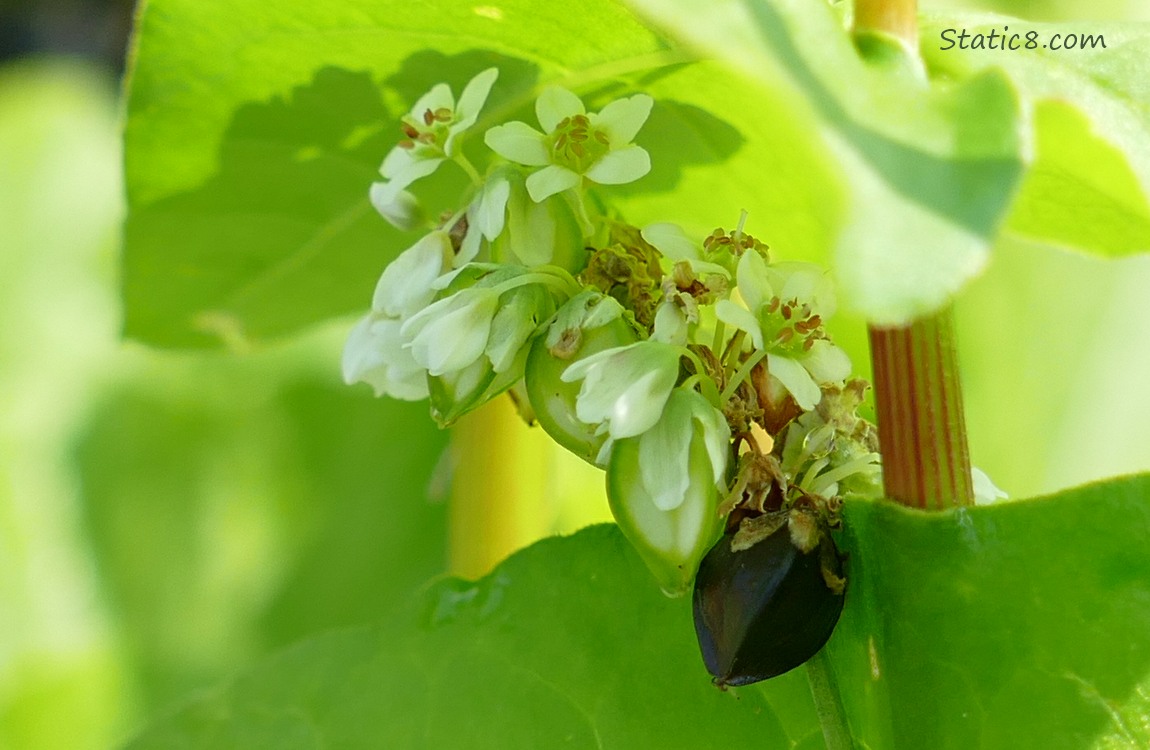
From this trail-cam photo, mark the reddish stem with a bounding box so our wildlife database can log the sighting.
[868,307,973,509]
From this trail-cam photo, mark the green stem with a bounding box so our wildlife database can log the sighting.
[719,349,767,405]
[679,347,709,380]
[454,152,483,185]
[807,650,854,750]
[491,271,579,298]
[722,330,747,382]
[710,319,727,355]
[868,306,973,509]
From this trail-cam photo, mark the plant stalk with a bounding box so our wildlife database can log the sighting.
[853,0,918,49]
[868,306,973,509]
[807,650,854,750]
[447,397,552,578]
[853,0,972,509]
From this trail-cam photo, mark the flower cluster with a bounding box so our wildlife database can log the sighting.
[343,68,886,596]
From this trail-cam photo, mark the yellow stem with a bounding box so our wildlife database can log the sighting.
[447,397,552,578]
[853,0,918,49]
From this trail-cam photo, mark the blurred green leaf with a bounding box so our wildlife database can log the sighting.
[121,0,663,347]
[126,525,820,749]
[128,476,1150,748]
[122,0,857,352]
[623,0,1027,325]
[73,362,449,716]
[957,236,1150,500]
[0,60,130,750]
[921,15,1150,258]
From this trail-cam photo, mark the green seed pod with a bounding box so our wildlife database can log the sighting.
[525,291,638,464]
[606,388,729,596]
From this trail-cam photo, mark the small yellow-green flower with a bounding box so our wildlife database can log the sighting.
[484,86,653,202]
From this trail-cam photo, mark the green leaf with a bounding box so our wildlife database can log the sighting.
[622,0,1028,325]
[125,525,817,749]
[127,476,1150,748]
[121,0,856,349]
[921,15,1150,259]
[831,475,1150,749]
[121,0,666,347]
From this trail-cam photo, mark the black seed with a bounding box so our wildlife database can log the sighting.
[692,523,845,686]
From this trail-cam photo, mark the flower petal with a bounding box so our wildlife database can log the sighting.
[410,82,453,120]
[801,340,851,384]
[485,285,549,373]
[592,94,653,144]
[342,314,429,400]
[459,221,483,268]
[453,68,499,131]
[568,343,680,439]
[560,343,631,383]
[972,467,1009,505]
[688,394,731,486]
[772,261,837,316]
[369,184,423,231]
[714,299,764,349]
[380,146,416,179]
[476,175,511,241]
[601,368,674,438]
[735,248,772,312]
[457,175,512,266]
[372,230,452,317]
[380,152,444,192]
[404,290,500,376]
[768,354,821,410]
[536,86,584,132]
[484,121,550,166]
[526,164,581,202]
[584,145,650,185]
[638,392,693,511]
[642,222,700,262]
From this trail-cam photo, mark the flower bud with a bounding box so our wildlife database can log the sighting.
[606,388,730,596]
[405,265,559,425]
[490,170,587,275]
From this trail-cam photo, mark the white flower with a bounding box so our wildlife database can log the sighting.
[371,68,499,225]
[342,312,429,400]
[560,340,681,439]
[715,251,850,410]
[371,230,454,318]
[401,286,501,377]
[484,86,653,202]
